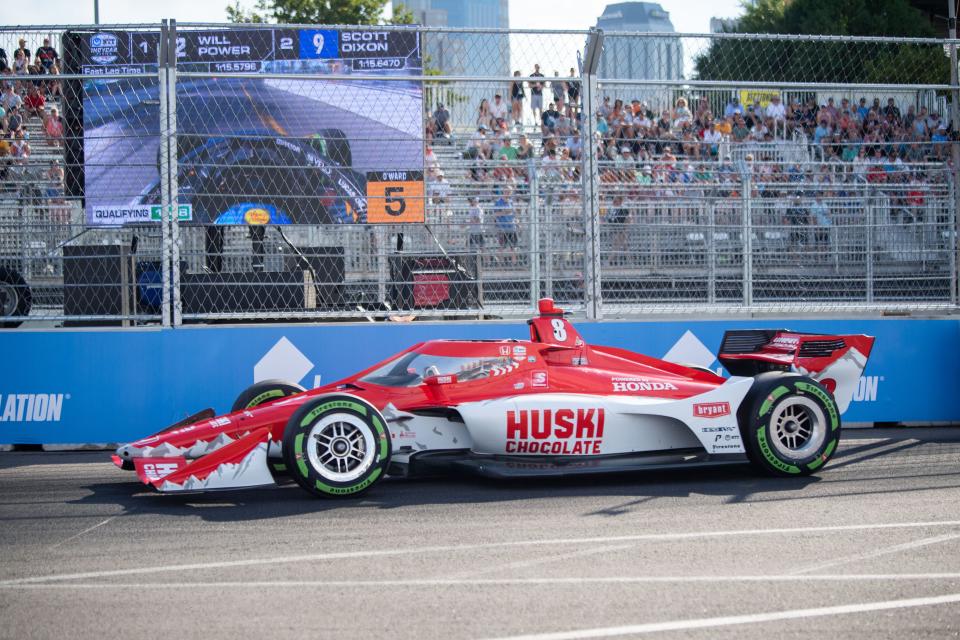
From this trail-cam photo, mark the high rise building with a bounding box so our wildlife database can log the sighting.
[595,2,683,81]
[397,0,510,77]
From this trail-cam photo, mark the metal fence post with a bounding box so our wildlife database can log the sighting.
[158,20,172,328]
[581,28,604,319]
[741,171,753,307]
[866,197,875,304]
[707,199,716,305]
[168,19,182,326]
[950,0,960,308]
[529,165,540,306]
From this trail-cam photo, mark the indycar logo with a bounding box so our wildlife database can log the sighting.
[505,408,604,455]
[693,402,731,418]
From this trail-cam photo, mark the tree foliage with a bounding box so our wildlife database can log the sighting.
[693,0,949,86]
[226,0,414,25]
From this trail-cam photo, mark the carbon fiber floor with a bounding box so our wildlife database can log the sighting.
[1,427,959,640]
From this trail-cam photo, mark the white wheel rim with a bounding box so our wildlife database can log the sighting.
[306,413,376,483]
[769,395,827,461]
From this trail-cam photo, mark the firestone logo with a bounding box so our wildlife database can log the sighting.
[0,394,68,422]
[506,408,604,455]
[693,402,731,418]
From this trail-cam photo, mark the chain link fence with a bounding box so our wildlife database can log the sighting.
[0,23,957,327]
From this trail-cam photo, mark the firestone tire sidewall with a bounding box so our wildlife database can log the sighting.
[743,376,841,477]
[283,395,391,499]
[231,379,306,413]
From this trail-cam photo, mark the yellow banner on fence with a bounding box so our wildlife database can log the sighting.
[739,89,781,109]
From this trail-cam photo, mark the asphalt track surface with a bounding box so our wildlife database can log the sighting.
[2,427,960,640]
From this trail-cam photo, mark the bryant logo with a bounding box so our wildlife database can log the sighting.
[693,402,731,418]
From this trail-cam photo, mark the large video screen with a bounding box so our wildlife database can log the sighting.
[72,27,423,226]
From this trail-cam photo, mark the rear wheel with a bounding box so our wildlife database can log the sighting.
[0,267,31,328]
[740,374,841,476]
[282,395,391,498]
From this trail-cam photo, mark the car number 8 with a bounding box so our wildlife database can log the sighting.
[551,318,567,341]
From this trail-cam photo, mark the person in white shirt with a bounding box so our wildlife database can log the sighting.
[765,95,786,121]
[489,93,509,122]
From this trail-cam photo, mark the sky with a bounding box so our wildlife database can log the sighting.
[11,0,746,33]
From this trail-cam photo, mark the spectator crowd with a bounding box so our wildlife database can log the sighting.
[0,37,66,217]
[423,64,952,258]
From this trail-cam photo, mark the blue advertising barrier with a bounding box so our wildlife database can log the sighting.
[1,317,958,444]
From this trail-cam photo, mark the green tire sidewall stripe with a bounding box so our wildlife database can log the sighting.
[795,381,840,430]
[759,385,790,418]
[300,400,368,427]
[294,433,309,478]
[315,467,383,496]
[246,389,286,408]
[756,425,801,474]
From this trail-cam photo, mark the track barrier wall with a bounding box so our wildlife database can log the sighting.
[1,317,957,444]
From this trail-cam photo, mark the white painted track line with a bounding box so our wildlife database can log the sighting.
[5,573,960,589]
[4,519,960,586]
[791,532,960,574]
[480,592,960,640]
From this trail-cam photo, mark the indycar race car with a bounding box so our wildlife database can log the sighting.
[113,299,874,497]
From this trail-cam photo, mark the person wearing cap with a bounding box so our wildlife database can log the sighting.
[498,135,518,161]
[724,96,741,119]
[469,124,490,159]
[35,38,59,74]
[14,38,30,64]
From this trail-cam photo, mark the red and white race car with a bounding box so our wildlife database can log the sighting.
[113,299,874,498]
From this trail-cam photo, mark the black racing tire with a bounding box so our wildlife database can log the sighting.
[282,394,391,499]
[0,267,31,328]
[739,373,841,477]
[231,379,306,412]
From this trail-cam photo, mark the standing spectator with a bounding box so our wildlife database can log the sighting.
[490,93,509,126]
[509,70,524,126]
[883,98,901,124]
[529,64,545,122]
[0,47,8,73]
[466,197,484,252]
[856,97,869,121]
[34,38,59,74]
[810,194,831,251]
[476,98,493,130]
[551,70,565,112]
[566,68,580,106]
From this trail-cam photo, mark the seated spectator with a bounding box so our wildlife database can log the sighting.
[1,83,22,113]
[516,134,533,160]
[541,102,561,135]
[765,95,786,125]
[432,103,451,139]
[43,106,64,147]
[6,105,23,135]
[702,122,722,157]
[476,98,493,130]
[672,97,692,129]
[35,38,59,74]
[467,124,490,159]
[490,93,509,124]
[498,135,518,161]
[23,85,44,119]
[724,96,742,118]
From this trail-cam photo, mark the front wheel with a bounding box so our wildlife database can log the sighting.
[282,395,391,498]
[740,374,841,476]
[0,267,31,328]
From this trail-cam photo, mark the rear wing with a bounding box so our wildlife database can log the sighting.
[719,330,875,413]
